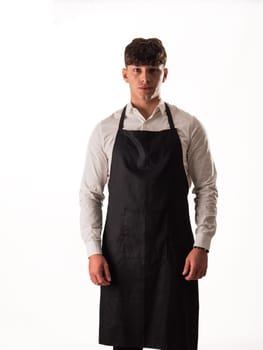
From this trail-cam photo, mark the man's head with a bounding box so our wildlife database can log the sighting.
[123,38,168,105]
[124,38,167,67]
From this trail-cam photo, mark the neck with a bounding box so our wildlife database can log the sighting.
[131,98,161,119]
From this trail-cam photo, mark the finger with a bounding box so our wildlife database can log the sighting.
[200,268,207,278]
[90,267,110,286]
[196,270,204,279]
[184,258,196,280]
[90,273,99,285]
[190,267,206,280]
[103,263,112,282]
[92,275,109,286]
[185,266,199,281]
[196,263,207,279]
[96,273,110,286]
[90,272,108,286]
[99,278,111,286]
[97,268,111,286]
[182,259,190,276]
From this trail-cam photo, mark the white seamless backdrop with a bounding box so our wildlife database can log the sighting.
[0,1,262,349]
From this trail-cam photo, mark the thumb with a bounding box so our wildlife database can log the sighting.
[103,262,112,282]
[182,258,190,276]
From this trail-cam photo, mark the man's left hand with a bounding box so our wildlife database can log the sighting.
[182,248,208,281]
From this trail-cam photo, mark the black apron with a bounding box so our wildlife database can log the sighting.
[99,103,199,350]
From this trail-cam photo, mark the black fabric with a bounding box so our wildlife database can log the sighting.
[113,347,142,350]
[99,104,199,350]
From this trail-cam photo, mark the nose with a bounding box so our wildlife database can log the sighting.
[141,69,150,84]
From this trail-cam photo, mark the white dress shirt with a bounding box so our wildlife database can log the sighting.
[79,100,217,257]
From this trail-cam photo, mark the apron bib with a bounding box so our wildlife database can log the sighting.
[99,103,199,350]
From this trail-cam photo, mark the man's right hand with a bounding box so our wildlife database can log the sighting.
[88,254,112,286]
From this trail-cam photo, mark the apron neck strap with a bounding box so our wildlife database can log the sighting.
[118,103,175,130]
[164,103,175,129]
[119,106,127,130]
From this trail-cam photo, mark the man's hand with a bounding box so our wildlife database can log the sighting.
[88,254,112,286]
[182,248,208,281]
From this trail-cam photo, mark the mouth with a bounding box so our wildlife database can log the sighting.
[139,86,152,90]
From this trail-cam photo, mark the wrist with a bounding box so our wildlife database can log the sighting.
[193,246,209,253]
[88,253,103,259]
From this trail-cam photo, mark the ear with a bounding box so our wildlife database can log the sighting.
[162,68,168,82]
[122,67,129,82]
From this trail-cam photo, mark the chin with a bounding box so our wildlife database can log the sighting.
[140,94,153,101]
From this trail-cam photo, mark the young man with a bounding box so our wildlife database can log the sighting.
[79,38,217,350]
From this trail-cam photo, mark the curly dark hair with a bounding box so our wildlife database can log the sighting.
[124,38,167,66]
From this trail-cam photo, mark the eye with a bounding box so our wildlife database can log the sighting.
[133,67,141,73]
[149,68,159,74]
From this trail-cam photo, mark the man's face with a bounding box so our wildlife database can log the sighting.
[122,64,168,103]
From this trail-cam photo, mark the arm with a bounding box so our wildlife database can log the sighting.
[182,117,218,280]
[79,122,111,285]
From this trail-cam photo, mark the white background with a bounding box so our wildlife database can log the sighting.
[0,0,262,349]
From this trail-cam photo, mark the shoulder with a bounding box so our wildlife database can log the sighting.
[166,103,201,127]
[89,107,124,149]
[89,107,123,137]
[99,107,123,132]
[166,103,206,136]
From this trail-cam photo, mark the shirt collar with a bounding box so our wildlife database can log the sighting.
[126,99,166,121]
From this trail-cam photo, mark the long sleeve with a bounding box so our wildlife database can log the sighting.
[188,117,218,251]
[79,122,108,257]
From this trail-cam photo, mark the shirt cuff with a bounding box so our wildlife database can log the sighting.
[194,235,212,252]
[85,239,102,257]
